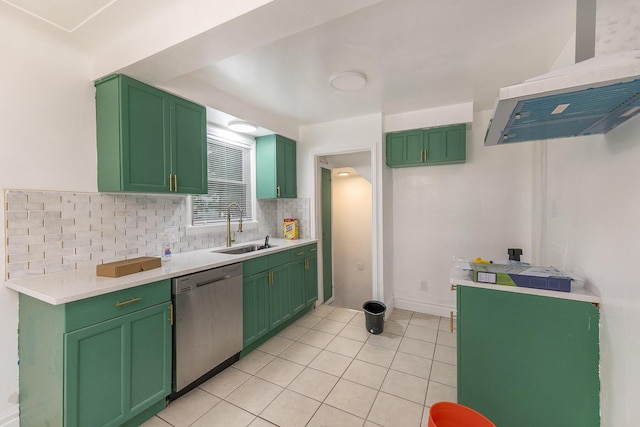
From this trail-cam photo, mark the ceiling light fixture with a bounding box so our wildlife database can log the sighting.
[337,171,350,176]
[329,71,367,91]
[228,120,257,133]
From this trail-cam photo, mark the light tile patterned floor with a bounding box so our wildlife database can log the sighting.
[141,306,457,427]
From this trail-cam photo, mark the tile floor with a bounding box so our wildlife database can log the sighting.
[141,305,457,427]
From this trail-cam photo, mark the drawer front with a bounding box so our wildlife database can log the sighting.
[269,250,291,268]
[65,280,171,331]
[291,247,307,260]
[291,244,317,259]
[305,244,317,257]
[243,256,270,277]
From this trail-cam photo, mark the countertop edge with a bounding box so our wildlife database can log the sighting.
[5,238,317,305]
[451,278,601,304]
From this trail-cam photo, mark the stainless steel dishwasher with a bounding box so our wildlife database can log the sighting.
[172,263,242,396]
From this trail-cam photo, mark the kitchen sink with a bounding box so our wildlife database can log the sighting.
[213,244,278,255]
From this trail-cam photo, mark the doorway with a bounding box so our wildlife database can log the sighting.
[319,151,373,311]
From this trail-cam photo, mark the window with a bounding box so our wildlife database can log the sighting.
[191,131,254,226]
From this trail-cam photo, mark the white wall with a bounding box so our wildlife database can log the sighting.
[391,111,534,316]
[332,173,373,310]
[540,117,640,427]
[0,11,96,425]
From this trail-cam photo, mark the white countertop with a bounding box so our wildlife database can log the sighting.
[451,274,600,304]
[5,238,316,305]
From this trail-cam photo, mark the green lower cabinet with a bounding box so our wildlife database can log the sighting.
[304,249,318,307]
[19,280,172,427]
[457,285,600,427]
[269,264,292,330]
[291,252,307,316]
[64,303,172,427]
[242,272,270,348]
[242,245,318,353]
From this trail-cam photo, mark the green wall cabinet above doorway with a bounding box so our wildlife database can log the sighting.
[95,74,207,194]
[256,134,297,198]
[386,123,466,167]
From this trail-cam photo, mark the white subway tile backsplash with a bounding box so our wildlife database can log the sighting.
[4,189,311,279]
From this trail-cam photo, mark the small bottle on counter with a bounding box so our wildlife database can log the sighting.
[162,233,172,262]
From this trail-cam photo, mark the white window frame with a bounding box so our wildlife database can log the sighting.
[187,125,257,235]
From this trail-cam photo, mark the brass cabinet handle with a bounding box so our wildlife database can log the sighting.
[169,304,174,325]
[304,258,308,270]
[296,251,305,256]
[174,174,178,192]
[420,150,424,162]
[424,150,428,162]
[268,271,273,286]
[310,248,317,252]
[277,185,281,198]
[450,311,457,333]
[451,284,457,291]
[115,297,141,307]
[169,174,173,191]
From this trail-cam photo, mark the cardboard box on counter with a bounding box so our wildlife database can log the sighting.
[96,257,162,278]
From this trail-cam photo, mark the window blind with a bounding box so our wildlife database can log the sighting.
[192,134,253,225]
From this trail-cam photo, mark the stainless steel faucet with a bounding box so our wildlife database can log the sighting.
[226,203,243,247]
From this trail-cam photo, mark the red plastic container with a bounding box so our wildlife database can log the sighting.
[428,402,496,427]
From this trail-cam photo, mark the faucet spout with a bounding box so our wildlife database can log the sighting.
[226,203,243,247]
[264,235,270,248]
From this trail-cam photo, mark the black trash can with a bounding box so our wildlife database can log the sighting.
[363,300,386,334]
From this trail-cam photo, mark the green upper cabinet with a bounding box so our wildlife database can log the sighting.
[386,124,466,167]
[256,134,297,198]
[386,129,424,167]
[95,74,207,194]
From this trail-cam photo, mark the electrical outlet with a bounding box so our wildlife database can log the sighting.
[420,280,428,291]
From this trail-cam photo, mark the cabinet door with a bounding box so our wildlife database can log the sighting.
[171,96,207,194]
[305,251,318,307]
[278,136,297,198]
[290,251,307,316]
[457,286,600,427]
[64,303,171,427]
[425,124,466,164]
[243,273,270,347]
[269,264,292,329]
[256,134,297,199]
[386,130,423,167]
[129,303,172,414]
[124,79,172,192]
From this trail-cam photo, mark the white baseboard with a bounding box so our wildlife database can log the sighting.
[393,297,454,318]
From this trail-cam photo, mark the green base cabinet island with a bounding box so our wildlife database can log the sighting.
[242,244,317,354]
[256,134,297,199]
[19,280,172,427]
[457,285,600,427]
[95,74,207,194]
[386,123,466,167]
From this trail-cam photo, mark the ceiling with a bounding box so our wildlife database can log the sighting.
[5,0,578,130]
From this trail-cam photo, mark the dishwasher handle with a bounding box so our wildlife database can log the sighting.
[196,275,231,288]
